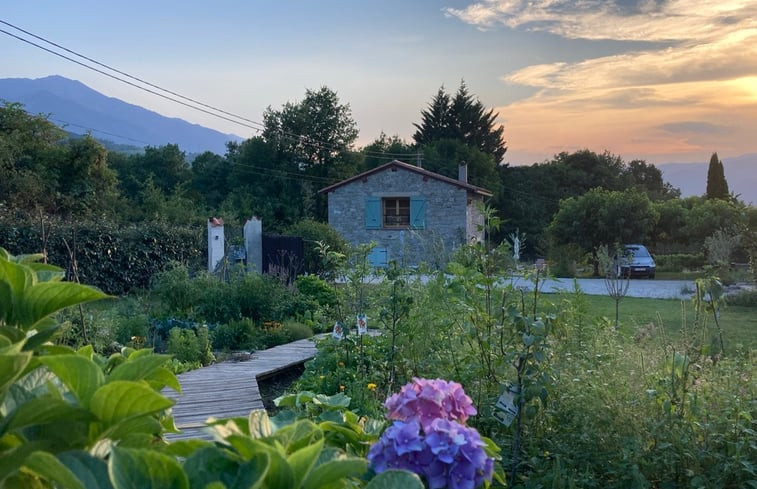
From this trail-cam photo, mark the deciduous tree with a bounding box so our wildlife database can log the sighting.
[547,188,658,275]
[263,87,359,220]
[360,132,417,171]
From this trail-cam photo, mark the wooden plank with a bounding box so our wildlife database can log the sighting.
[162,337,317,440]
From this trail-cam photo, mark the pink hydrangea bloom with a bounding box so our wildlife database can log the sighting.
[369,379,493,489]
[384,378,477,431]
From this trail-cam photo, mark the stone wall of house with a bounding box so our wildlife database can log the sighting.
[466,195,486,244]
[327,165,481,267]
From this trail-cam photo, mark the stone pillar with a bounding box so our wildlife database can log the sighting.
[208,217,225,272]
[244,217,263,273]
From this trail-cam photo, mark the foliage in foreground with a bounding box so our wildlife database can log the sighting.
[0,249,439,488]
[292,237,756,488]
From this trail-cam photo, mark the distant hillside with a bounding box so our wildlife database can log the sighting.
[658,153,757,205]
[0,75,243,155]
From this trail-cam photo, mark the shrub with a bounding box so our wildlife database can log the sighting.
[286,219,348,276]
[296,274,338,308]
[725,288,757,307]
[212,318,256,351]
[150,262,196,314]
[253,319,312,350]
[547,243,583,277]
[280,319,313,342]
[236,272,292,322]
[113,313,150,346]
[166,325,215,366]
[655,252,706,271]
[191,272,241,324]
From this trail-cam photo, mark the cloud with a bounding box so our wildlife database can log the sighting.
[445,0,757,164]
[658,121,731,134]
[447,0,757,90]
[445,1,757,42]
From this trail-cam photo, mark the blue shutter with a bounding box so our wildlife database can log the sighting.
[410,196,426,229]
[368,247,388,268]
[365,197,381,229]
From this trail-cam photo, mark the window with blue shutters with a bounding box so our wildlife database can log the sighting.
[365,197,381,229]
[366,196,426,229]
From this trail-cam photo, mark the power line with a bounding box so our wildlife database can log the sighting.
[0,19,266,132]
[0,20,422,160]
[52,118,153,146]
[0,26,265,134]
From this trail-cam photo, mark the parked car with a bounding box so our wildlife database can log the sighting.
[620,244,656,279]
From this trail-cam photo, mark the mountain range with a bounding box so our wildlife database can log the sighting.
[0,75,755,205]
[0,75,242,155]
[658,154,757,205]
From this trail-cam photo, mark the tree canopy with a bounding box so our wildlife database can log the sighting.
[493,150,678,257]
[413,82,506,163]
[547,188,659,275]
[0,102,118,218]
[263,87,359,220]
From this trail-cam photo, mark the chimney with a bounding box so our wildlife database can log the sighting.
[458,162,468,183]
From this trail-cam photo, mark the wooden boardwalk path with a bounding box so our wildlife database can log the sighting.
[162,337,318,440]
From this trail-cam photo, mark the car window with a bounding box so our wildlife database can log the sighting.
[625,246,650,258]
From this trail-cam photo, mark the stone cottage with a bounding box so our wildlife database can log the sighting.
[319,159,492,267]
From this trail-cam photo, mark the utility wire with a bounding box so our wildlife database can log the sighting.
[0,27,265,134]
[0,20,422,160]
[52,118,153,146]
[0,19,266,132]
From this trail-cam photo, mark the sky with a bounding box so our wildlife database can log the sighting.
[2,0,756,166]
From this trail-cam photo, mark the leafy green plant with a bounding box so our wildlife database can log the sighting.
[149,261,196,314]
[2,248,434,489]
[212,317,256,351]
[166,325,215,366]
[286,219,348,276]
[0,248,181,487]
[236,271,293,323]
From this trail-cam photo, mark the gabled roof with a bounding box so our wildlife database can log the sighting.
[318,159,493,197]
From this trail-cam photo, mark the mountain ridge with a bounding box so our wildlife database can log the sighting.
[658,153,757,205]
[0,75,243,154]
[1,75,755,204]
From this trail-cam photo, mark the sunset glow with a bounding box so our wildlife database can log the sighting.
[2,0,756,166]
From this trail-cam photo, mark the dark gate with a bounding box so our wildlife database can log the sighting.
[261,234,304,282]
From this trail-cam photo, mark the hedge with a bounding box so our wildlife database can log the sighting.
[0,218,205,295]
[654,252,706,272]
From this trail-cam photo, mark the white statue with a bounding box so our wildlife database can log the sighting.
[509,230,524,261]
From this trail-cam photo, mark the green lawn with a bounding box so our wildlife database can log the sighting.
[577,294,756,351]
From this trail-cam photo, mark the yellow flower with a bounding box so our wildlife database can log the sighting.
[338,361,345,367]
[319,375,325,380]
[367,383,377,391]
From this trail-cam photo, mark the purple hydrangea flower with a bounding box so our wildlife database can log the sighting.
[384,378,477,430]
[368,379,494,489]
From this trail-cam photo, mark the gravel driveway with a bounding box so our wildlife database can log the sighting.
[510,277,696,300]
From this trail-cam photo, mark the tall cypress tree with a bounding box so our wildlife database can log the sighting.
[706,152,730,200]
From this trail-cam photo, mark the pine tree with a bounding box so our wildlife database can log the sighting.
[413,82,507,163]
[706,152,730,200]
[412,87,453,144]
